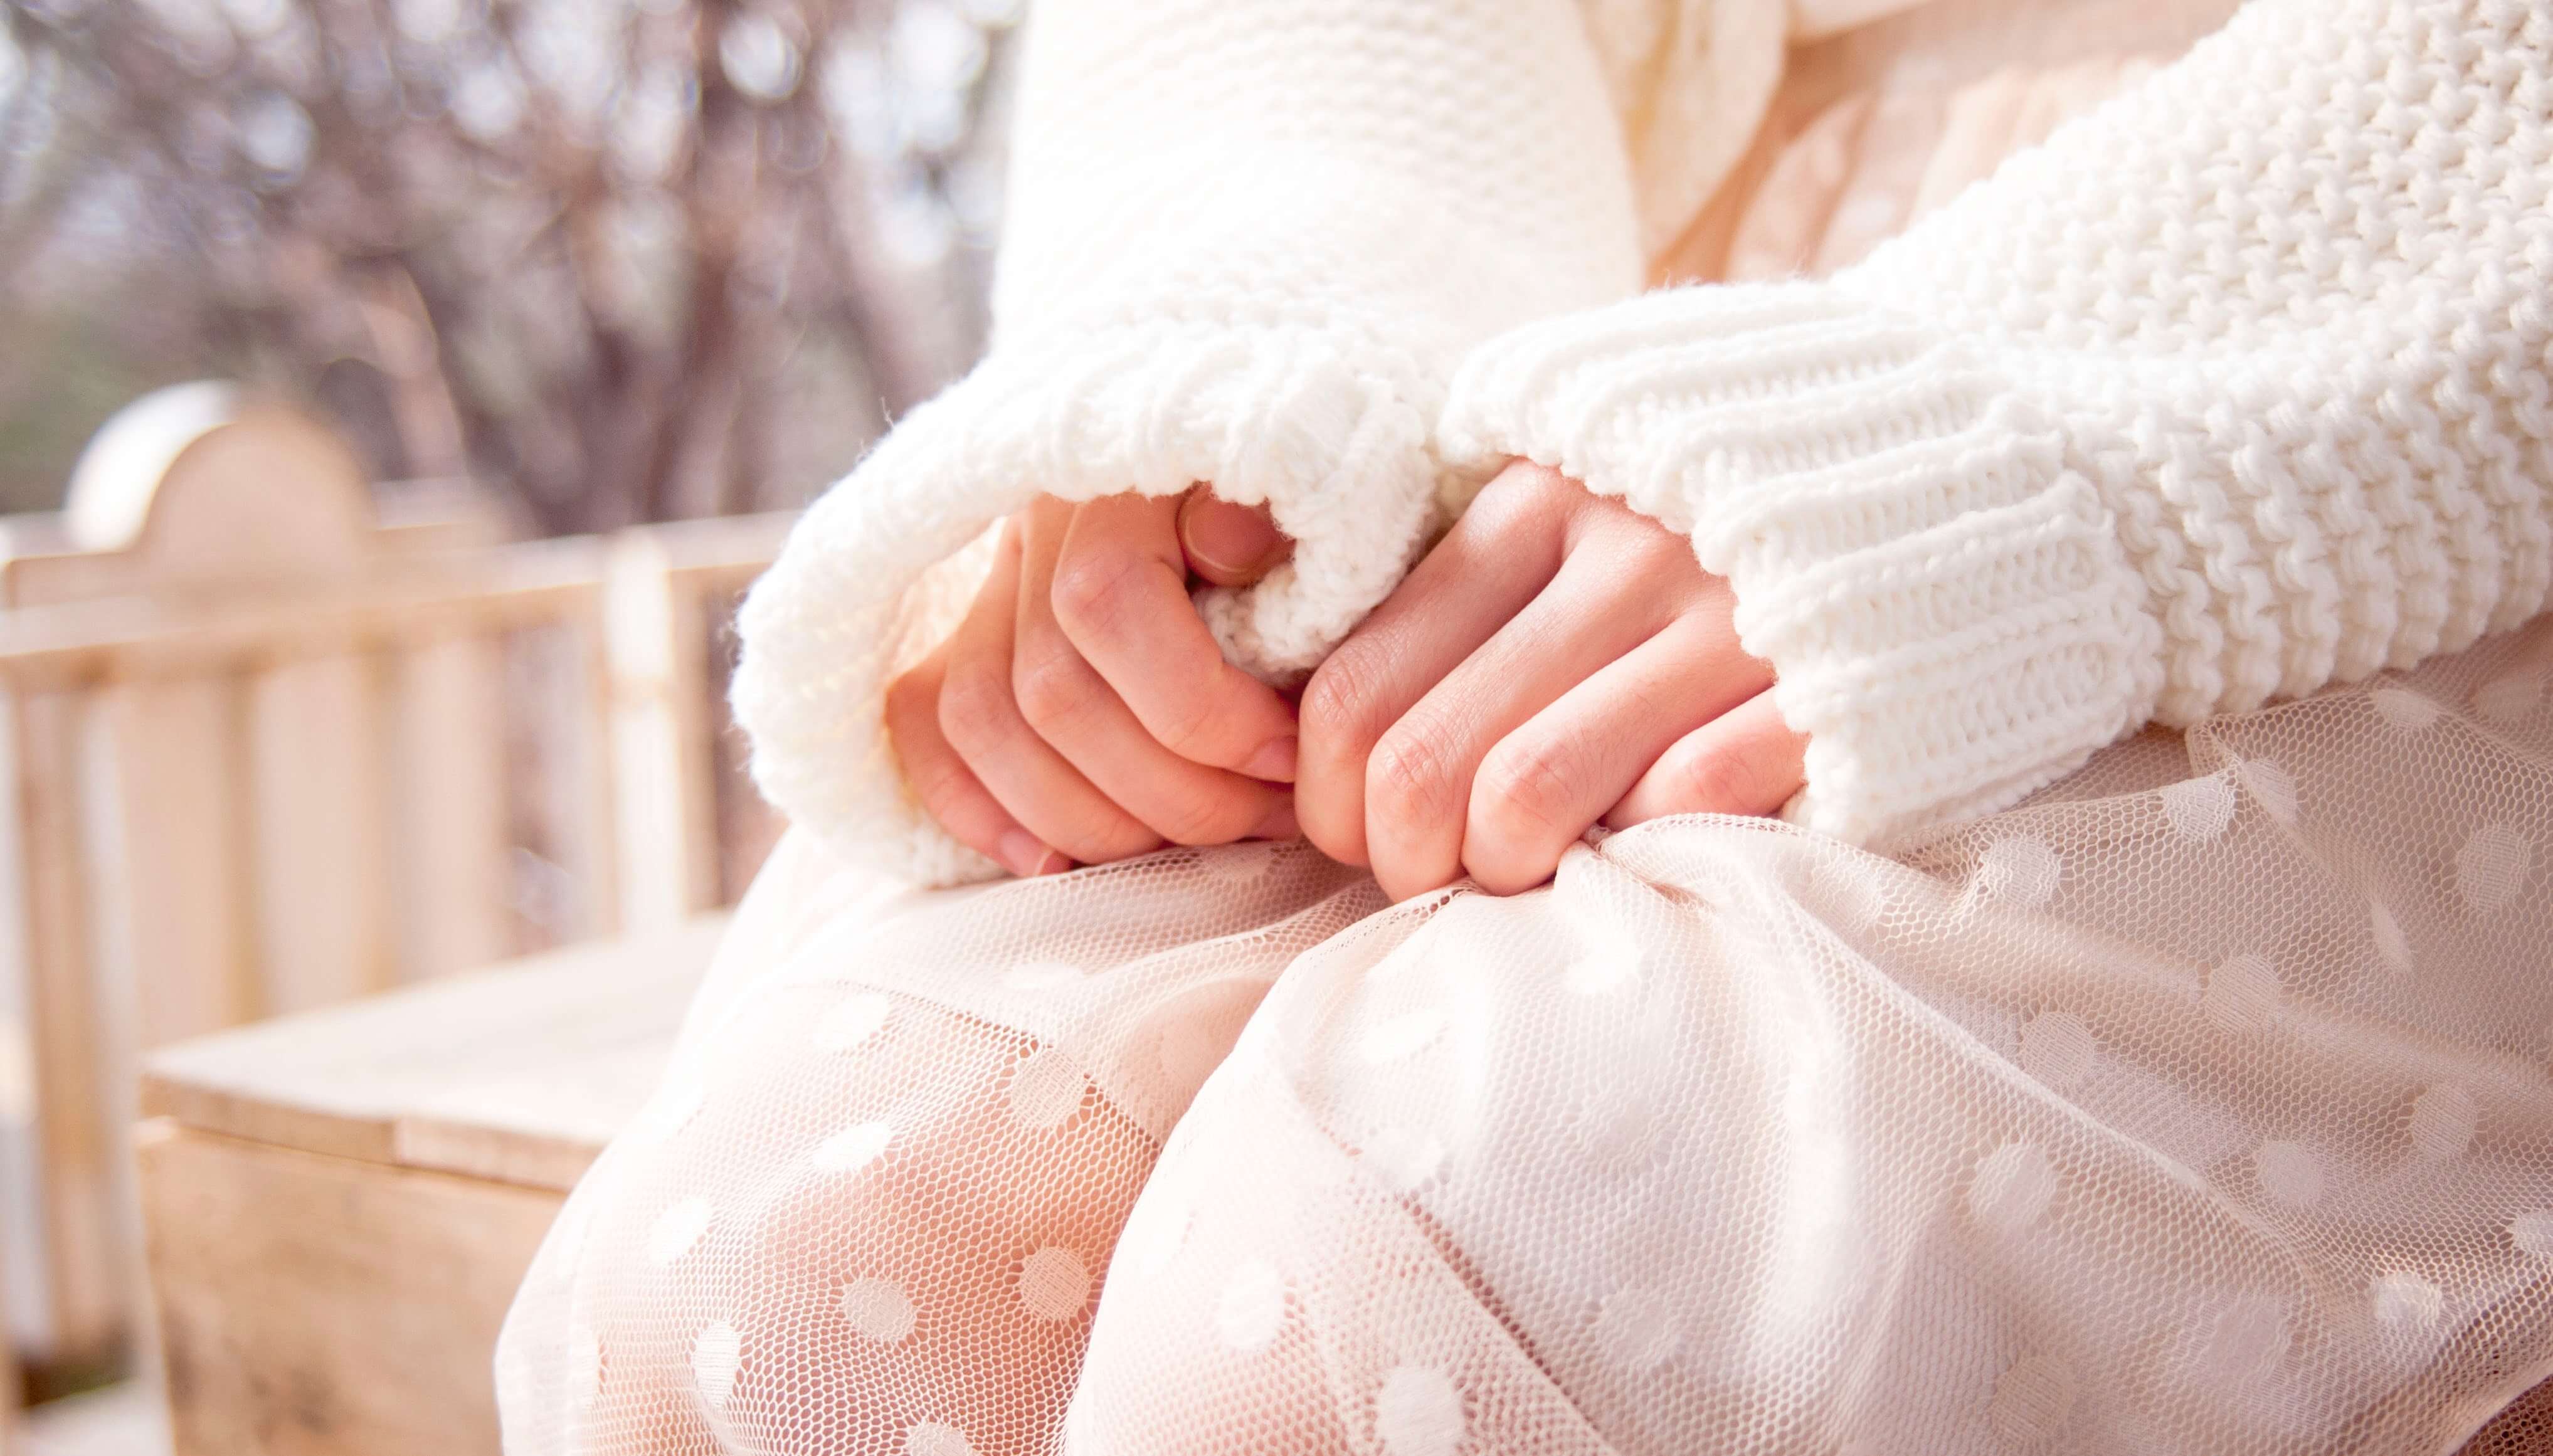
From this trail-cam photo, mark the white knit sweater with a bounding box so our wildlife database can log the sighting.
[733,0,2553,884]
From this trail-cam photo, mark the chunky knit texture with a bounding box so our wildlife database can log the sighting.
[737,0,2553,881]
[1444,0,2553,847]
[731,0,1646,884]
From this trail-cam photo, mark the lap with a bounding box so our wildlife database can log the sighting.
[496,838,1377,1454]
[1082,774,2553,1453]
[1068,623,2553,1455]
[507,621,2553,1455]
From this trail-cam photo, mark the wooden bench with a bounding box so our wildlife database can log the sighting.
[132,918,723,1456]
[119,900,2553,1456]
[0,383,785,1408]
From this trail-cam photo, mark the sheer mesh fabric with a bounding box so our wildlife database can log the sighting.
[495,836,1383,1454]
[499,621,2553,1455]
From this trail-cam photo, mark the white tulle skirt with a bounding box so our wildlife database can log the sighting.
[495,622,2553,1456]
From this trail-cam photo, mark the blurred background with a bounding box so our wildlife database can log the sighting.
[1,0,1010,525]
[0,1,1015,1450]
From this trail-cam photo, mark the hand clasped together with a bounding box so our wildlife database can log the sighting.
[887,460,1809,899]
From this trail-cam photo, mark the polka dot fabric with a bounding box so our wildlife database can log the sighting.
[495,836,1380,1455]
[500,623,2553,1454]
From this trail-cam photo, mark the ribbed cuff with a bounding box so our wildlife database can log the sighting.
[1439,281,2165,848]
[732,310,1443,886]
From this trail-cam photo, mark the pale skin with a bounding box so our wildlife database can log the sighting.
[882,488,1304,878]
[885,460,1812,899]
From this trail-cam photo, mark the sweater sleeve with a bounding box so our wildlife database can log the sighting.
[732,0,1646,885]
[1440,0,2553,849]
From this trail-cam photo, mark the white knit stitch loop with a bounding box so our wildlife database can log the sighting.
[1441,289,2161,849]
[1439,0,2553,848]
[729,0,1646,888]
[732,330,1444,886]
[495,4,2553,1453]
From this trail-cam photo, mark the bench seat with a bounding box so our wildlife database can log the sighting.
[135,919,723,1456]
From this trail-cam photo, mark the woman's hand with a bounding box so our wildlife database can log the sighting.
[886,487,1301,878]
[1298,461,1809,900]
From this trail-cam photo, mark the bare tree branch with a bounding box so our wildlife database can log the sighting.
[0,0,1005,527]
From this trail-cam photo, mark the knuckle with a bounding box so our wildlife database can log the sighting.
[1676,741,1760,813]
[1486,459,1576,515]
[1301,646,1393,752]
[1454,460,1583,547]
[1049,548,1146,641]
[1146,692,1224,762]
[1459,478,1545,540]
[1011,638,1101,733]
[1366,727,1458,823]
[904,753,978,823]
[1472,738,1573,841]
[1508,458,1576,500]
[934,659,1013,753]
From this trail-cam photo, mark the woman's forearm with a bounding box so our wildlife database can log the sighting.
[735,0,1649,884]
[1443,0,2553,848]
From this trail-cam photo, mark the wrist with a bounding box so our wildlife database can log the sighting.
[1439,282,2164,847]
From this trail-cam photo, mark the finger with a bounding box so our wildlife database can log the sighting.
[936,518,1165,867]
[1016,500,1296,845]
[1296,462,1582,867]
[1461,608,1774,895]
[1053,493,1300,779]
[1363,525,1698,901]
[1178,486,1292,588]
[1604,688,1809,828]
[885,646,1056,877]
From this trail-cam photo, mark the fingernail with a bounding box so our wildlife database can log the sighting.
[1241,734,1298,782]
[998,829,1060,878]
[1181,495,1289,581]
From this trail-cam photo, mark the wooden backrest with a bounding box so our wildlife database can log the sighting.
[0,384,788,1378]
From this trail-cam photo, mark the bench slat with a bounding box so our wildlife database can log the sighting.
[137,1121,561,1456]
[138,917,719,1193]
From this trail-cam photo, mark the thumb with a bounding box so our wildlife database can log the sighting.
[1178,485,1292,588]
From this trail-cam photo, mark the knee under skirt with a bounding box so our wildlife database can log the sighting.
[497,621,2553,1456]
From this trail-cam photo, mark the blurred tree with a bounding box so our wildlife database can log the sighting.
[0,0,1013,529]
